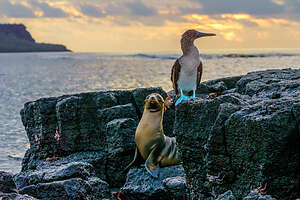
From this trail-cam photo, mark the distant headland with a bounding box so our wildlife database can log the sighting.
[0,24,71,53]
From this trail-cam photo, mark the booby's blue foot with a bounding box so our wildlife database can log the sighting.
[175,89,190,106]
[175,95,189,106]
[192,90,196,98]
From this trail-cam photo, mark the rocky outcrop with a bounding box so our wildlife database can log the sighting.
[174,68,300,199]
[0,24,35,42]
[0,171,37,199]
[16,87,175,199]
[2,69,297,199]
[0,23,70,52]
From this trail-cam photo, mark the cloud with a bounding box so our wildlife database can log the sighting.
[79,4,106,18]
[271,0,285,6]
[2,0,299,23]
[124,1,157,16]
[191,0,284,15]
[2,0,300,51]
[31,1,68,18]
[0,0,36,18]
[284,0,300,15]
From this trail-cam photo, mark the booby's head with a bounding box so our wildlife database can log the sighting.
[180,29,216,54]
[181,29,216,42]
[144,93,166,113]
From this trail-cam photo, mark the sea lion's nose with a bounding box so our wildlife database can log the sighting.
[150,96,155,100]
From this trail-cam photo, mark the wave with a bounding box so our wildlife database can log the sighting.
[38,54,74,60]
[221,53,299,58]
[129,53,300,60]
[7,154,22,161]
[38,53,99,60]
[129,53,179,60]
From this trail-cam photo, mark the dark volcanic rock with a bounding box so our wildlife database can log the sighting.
[0,192,38,200]
[105,118,137,187]
[121,165,187,200]
[163,176,187,200]
[0,171,37,200]
[216,190,236,200]
[243,190,276,200]
[21,151,107,181]
[0,171,17,193]
[174,68,300,199]
[15,162,95,189]
[19,177,111,200]
[15,162,111,199]
[198,75,243,95]
[21,90,141,167]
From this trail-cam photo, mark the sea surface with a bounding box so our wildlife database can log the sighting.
[1,49,300,174]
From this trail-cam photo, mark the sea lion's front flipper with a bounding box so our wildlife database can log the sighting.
[123,147,143,173]
[145,147,161,179]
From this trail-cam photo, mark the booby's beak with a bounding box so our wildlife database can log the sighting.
[197,32,216,38]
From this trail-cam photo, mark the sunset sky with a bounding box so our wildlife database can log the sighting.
[1,0,300,52]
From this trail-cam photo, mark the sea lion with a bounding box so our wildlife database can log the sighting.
[124,93,181,178]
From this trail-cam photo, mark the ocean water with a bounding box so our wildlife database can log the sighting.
[0,49,300,174]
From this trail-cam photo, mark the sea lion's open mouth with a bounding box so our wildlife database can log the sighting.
[149,108,160,112]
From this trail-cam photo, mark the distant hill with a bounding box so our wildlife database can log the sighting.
[0,24,71,53]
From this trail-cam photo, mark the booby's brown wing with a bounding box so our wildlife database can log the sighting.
[171,59,181,95]
[196,61,203,89]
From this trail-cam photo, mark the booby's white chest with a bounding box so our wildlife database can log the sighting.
[177,53,200,92]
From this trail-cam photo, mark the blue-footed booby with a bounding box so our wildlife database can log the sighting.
[171,30,216,106]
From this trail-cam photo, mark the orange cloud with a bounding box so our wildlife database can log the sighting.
[157,9,181,15]
[182,14,244,41]
[271,0,285,6]
[221,14,251,20]
[221,32,243,42]
[209,23,243,30]
[182,13,300,45]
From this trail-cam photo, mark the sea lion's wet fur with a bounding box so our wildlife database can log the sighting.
[125,93,181,178]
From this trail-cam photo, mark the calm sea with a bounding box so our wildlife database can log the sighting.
[1,49,300,174]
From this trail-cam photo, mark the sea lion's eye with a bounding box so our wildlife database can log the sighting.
[157,96,163,102]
